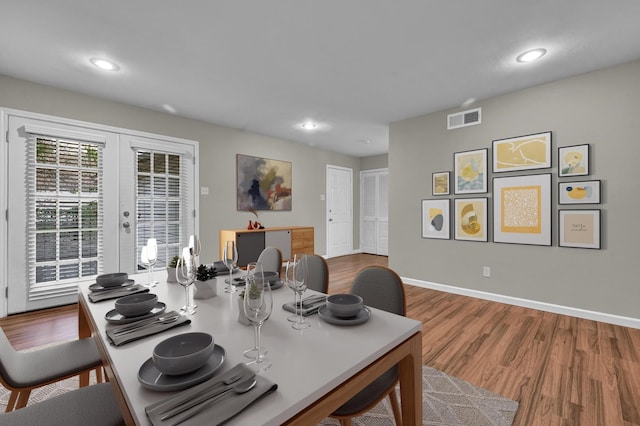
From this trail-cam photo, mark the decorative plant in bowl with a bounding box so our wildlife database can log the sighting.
[194,264,218,299]
[166,255,181,283]
[237,290,250,325]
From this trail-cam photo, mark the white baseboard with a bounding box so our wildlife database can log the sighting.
[402,277,640,330]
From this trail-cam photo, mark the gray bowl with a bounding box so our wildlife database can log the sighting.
[96,272,128,287]
[326,293,363,318]
[114,293,158,317]
[152,332,215,375]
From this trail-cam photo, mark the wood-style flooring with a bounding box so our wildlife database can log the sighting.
[1,254,639,425]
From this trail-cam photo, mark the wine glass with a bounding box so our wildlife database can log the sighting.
[285,257,300,322]
[223,240,238,293]
[243,262,268,359]
[176,247,197,316]
[146,238,158,288]
[243,262,272,372]
[292,254,310,330]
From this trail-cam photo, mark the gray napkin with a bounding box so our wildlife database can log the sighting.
[88,285,149,302]
[146,363,278,426]
[106,312,191,346]
[282,295,327,316]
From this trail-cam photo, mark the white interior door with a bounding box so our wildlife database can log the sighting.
[360,169,389,256]
[326,165,352,258]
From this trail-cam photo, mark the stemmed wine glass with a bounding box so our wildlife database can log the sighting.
[285,256,300,322]
[146,238,159,287]
[243,262,272,370]
[291,254,310,330]
[223,240,238,293]
[176,246,198,316]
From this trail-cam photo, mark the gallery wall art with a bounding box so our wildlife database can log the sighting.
[559,209,601,249]
[558,144,589,177]
[421,199,450,239]
[493,174,551,246]
[432,171,450,195]
[454,198,488,242]
[237,154,292,211]
[492,131,552,173]
[558,180,601,204]
[454,148,487,194]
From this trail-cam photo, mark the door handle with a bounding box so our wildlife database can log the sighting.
[329,218,333,222]
[122,222,130,229]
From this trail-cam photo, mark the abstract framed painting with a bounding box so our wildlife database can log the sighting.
[432,171,450,195]
[493,173,551,246]
[558,144,589,177]
[492,131,552,173]
[237,154,292,211]
[454,148,487,194]
[558,180,601,204]
[421,199,450,239]
[454,198,488,242]
[559,209,601,249]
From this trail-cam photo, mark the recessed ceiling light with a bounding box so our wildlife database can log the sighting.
[357,139,371,144]
[90,57,120,71]
[516,48,547,63]
[462,98,476,107]
[301,121,317,130]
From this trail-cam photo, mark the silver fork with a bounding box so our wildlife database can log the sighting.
[110,314,180,335]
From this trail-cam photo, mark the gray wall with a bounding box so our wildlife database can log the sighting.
[360,154,388,170]
[389,59,640,319]
[0,74,361,262]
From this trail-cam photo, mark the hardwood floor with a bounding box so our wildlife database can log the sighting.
[1,254,639,425]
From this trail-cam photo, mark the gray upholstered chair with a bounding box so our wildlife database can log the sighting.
[257,246,283,276]
[330,266,406,426]
[0,327,103,412]
[303,254,329,293]
[0,382,124,425]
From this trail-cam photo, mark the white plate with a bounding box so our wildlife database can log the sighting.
[318,305,371,326]
[89,279,135,292]
[137,344,226,391]
[105,302,166,324]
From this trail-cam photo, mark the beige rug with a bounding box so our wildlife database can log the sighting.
[1,358,518,425]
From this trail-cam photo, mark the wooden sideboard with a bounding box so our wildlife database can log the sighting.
[219,226,314,267]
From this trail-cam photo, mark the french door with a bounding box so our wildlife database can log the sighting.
[4,110,197,314]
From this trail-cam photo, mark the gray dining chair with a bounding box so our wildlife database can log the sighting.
[0,327,103,412]
[303,254,329,293]
[0,382,124,425]
[257,246,282,276]
[330,266,406,426]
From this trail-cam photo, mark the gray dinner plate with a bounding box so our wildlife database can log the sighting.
[89,279,135,292]
[318,305,371,326]
[104,302,166,325]
[137,344,226,391]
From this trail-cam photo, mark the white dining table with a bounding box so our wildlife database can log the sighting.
[77,271,423,425]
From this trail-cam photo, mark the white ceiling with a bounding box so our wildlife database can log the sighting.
[2,1,640,157]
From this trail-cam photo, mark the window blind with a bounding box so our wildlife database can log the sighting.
[26,136,104,301]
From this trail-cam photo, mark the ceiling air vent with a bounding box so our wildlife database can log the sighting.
[447,107,481,130]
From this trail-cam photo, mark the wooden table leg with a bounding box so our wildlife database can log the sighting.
[397,330,423,426]
[78,302,91,387]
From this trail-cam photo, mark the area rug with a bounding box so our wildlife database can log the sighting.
[0,361,518,425]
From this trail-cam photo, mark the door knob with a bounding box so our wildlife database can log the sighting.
[122,222,130,229]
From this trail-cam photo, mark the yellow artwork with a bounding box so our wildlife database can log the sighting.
[433,173,449,195]
[559,144,589,177]
[501,185,542,234]
[454,198,487,241]
[493,132,551,172]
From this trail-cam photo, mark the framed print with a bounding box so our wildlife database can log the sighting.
[454,198,488,242]
[432,171,450,195]
[492,131,552,173]
[454,148,487,194]
[493,174,551,246]
[559,209,601,249]
[421,199,450,239]
[558,144,589,177]
[237,154,292,211]
[558,180,601,204]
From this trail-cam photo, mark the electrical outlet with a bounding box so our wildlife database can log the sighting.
[483,266,491,278]
[200,186,209,195]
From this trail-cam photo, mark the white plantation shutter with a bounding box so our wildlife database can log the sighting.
[26,134,105,300]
